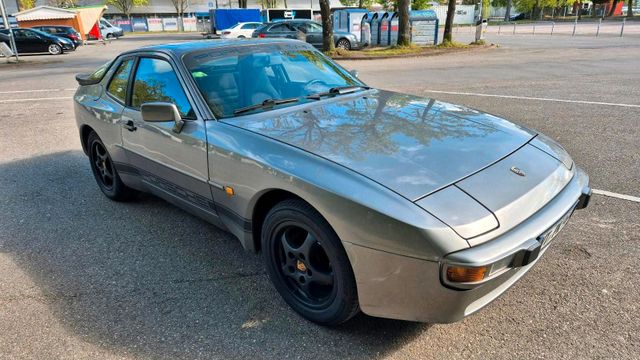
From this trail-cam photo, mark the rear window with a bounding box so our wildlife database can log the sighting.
[88,59,114,82]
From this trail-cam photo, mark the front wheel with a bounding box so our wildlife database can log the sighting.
[48,44,62,55]
[336,38,351,50]
[262,199,359,325]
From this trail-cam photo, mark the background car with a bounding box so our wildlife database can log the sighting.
[0,28,73,55]
[220,22,262,38]
[252,20,360,50]
[31,25,82,47]
[100,18,124,39]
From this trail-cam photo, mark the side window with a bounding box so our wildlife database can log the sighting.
[107,59,134,104]
[242,23,256,29]
[132,57,194,118]
[269,23,291,32]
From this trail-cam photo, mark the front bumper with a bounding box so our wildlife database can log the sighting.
[344,167,590,323]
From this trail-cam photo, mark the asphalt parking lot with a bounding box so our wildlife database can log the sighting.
[1,33,639,359]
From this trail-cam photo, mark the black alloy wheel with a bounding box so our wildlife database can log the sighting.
[262,199,359,325]
[87,131,135,201]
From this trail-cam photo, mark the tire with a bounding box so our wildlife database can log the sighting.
[336,38,351,50]
[262,199,359,325]
[238,35,246,38]
[106,33,113,39]
[48,44,62,55]
[87,132,136,201]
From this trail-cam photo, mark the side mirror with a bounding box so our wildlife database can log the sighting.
[350,69,359,78]
[141,102,185,133]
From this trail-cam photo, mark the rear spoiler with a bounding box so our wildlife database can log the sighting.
[75,73,100,86]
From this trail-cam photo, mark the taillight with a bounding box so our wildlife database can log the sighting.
[69,34,78,40]
[222,31,230,35]
[258,33,266,38]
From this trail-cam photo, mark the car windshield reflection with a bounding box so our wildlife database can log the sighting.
[184,45,365,119]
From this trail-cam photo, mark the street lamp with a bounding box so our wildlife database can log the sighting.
[0,0,18,61]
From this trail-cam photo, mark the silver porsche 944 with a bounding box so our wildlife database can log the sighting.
[74,39,591,325]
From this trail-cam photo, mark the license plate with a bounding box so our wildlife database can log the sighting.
[538,207,574,247]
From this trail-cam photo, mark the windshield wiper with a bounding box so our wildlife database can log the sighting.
[233,97,301,115]
[306,85,369,100]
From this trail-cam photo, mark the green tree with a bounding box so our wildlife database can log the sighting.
[411,0,432,10]
[338,0,375,8]
[106,0,149,20]
[17,0,37,11]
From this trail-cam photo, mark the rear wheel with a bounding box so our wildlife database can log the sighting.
[262,199,359,325]
[87,132,136,201]
[48,44,62,55]
[106,33,113,39]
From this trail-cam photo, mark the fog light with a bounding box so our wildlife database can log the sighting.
[446,265,488,283]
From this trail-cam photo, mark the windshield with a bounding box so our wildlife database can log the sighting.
[183,43,365,118]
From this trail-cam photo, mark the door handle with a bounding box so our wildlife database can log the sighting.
[123,120,137,132]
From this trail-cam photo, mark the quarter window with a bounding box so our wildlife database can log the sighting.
[107,58,134,103]
[131,57,194,118]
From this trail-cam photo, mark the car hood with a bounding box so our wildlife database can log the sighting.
[226,89,537,201]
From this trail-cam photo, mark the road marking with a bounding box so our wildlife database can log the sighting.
[0,96,72,103]
[423,90,640,109]
[592,189,640,203]
[0,88,75,95]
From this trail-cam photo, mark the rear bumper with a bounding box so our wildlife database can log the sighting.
[345,167,590,323]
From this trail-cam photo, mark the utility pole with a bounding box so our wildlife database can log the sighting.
[0,0,18,61]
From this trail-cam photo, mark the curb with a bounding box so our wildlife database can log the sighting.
[331,45,494,61]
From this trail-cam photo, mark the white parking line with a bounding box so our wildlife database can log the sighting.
[0,88,76,95]
[0,97,72,103]
[423,90,640,109]
[592,189,640,203]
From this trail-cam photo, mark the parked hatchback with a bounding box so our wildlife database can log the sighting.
[252,20,359,50]
[31,25,82,47]
[0,28,74,55]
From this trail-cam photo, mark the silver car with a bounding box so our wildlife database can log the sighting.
[74,39,591,325]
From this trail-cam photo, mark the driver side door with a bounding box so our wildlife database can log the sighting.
[120,54,218,221]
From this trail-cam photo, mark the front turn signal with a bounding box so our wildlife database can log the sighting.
[446,265,488,283]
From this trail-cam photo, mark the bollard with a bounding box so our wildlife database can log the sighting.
[533,23,536,35]
[513,22,516,35]
[596,18,601,37]
[551,22,555,36]
[572,18,577,36]
[498,23,501,35]
[620,18,625,37]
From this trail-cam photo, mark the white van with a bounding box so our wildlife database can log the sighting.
[100,18,124,39]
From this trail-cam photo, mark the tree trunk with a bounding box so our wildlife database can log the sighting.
[319,0,334,52]
[443,0,456,43]
[397,0,411,46]
[504,0,512,21]
[607,0,616,16]
[358,0,363,8]
[628,0,634,17]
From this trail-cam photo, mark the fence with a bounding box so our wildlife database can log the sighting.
[488,18,635,37]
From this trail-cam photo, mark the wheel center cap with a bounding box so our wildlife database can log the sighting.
[296,260,307,272]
